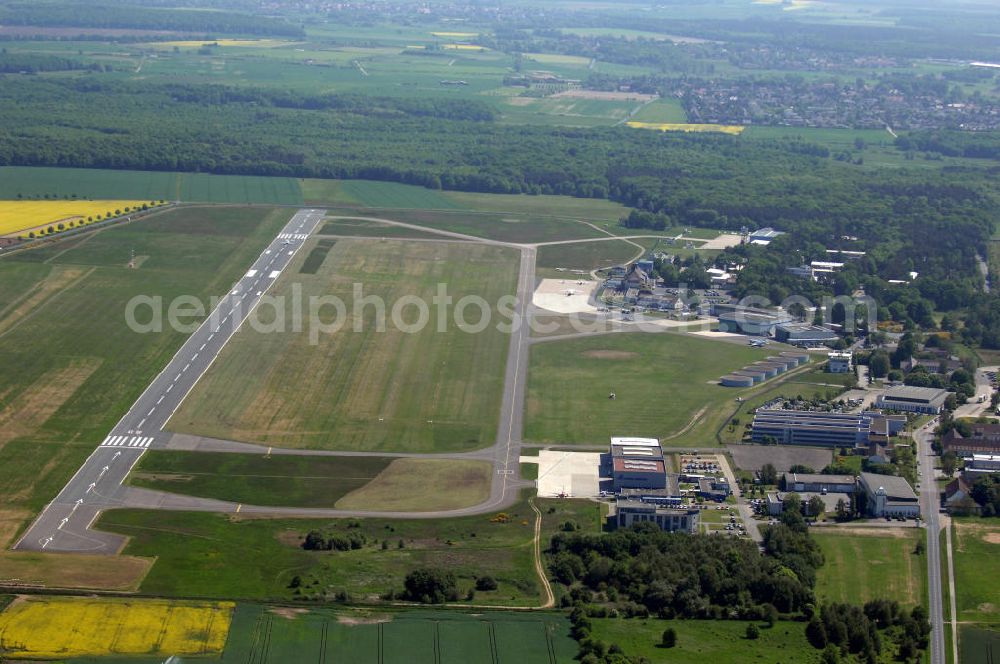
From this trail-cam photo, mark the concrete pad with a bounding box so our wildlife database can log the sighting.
[689,329,743,339]
[698,233,742,250]
[535,450,602,498]
[533,279,599,315]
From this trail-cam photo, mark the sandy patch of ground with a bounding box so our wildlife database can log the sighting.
[535,450,603,498]
[983,533,1000,545]
[552,89,658,102]
[827,527,912,538]
[582,350,638,360]
[337,614,392,625]
[0,552,151,590]
[698,234,743,250]
[0,509,31,548]
[270,607,309,619]
[533,278,600,314]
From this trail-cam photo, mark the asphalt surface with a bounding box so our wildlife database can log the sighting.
[915,418,945,664]
[13,209,327,553]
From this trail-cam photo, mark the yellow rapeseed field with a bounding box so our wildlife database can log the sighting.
[0,597,234,659]
[626,121,746,135]
[0,200,157,237]
[442,43,488,51]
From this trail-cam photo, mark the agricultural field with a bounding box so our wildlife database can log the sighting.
[0,166,303,205]
[187,606,575,664]
[0,596,233,659]
[168,238,518,453]
[96,495,546,604]
[812,528,927,608]
[500,96,640,127]
[951,519,1000,624]
[525,332,771,446]
[960,625,1000,664]
[0,200,157,236]
[0,206,292,566]
[590,618,818,663]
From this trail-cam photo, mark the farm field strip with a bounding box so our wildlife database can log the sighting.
[0,200,152,236]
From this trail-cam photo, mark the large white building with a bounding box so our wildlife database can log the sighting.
[828,351,853,374]
[610,437,666,490]
[858,472,920,518]
[876,386,950,414]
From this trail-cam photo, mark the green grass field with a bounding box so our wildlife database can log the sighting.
[812,528,927,608]
[536,239,642,271]
[301,179,459,209]
[443,191,630,221]
[0,206,292,546]
[0,166,303,204]
[168,238,518,453]
[346,209,608,244]
[96,494,547,604]
[127,452,393,508]
[590,618,819,663]
[630,99,688,124]
[317,217,447,239]
[336,459,491,511]
[952,519,1000,624]
[525,332,770,445]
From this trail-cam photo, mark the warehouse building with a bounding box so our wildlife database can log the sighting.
[876,386,951,414]
[609,437,667,491]
[783,472,856,494]
[775,323,839,347]
[828,351,853,373]
[858,472,920,518]
[614,499,700,533]
[714,304,794,336]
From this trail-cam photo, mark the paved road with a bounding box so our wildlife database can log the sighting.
[14,209,327,553]
[915,418,945,664]
[715,453,762,543]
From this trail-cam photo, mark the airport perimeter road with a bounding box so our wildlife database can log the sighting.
[915,418,945,664]
[14,209,326,553]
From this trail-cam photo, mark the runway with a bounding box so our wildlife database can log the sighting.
[13,209,326,553]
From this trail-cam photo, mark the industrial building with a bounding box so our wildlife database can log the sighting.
[774,322,839,347]
[714,303,794,336]
[751,409,906,448]
[876,386,951,414]
[858,472,920,518]
[746,227,785,246]
[609,437,667,491]
[614,499,700,533]
[965,454,1000,477]
[783,472,856,494]
[827,351,853,373]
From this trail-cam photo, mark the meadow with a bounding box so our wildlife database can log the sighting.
[168,238,518,453]
[590,618,819,663]
[0,206,292,578]
[129,452,492,511]
[960,626,1000,664]
[317,217,449,239]
[951,519,1000,624]
[96,494,548,604]
[0,596,233,659]
[0,166,303,204]
[812,528,927,608]
[536,238,644,272]
[525,332,770,445]
[629,99,688,124]
[0,200,155,236]
[128,452,393,508]
[345,209,608,244]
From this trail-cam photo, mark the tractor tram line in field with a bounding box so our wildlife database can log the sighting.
[14,208,327,553]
